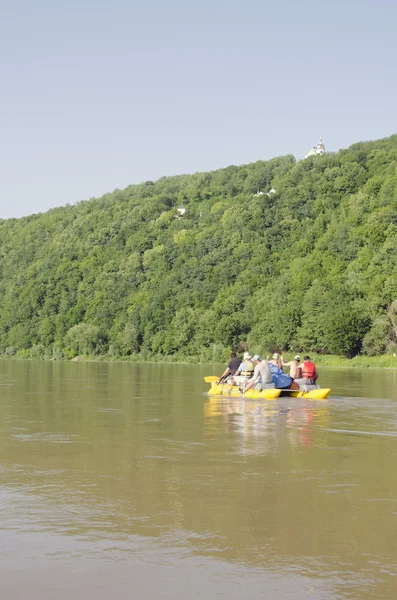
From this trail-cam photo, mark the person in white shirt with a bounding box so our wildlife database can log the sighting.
[242,355,272,394]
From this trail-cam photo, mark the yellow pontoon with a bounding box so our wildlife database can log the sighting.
[207,382,281,400]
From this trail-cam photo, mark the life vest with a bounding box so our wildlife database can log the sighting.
[240,361,254,377]
[302,361,316,380]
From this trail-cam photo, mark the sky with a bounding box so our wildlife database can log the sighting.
[0,0,396,219]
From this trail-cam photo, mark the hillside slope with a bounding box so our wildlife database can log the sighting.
[1,135,397,360]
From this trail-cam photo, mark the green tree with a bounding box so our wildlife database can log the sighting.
[65,323,105,356]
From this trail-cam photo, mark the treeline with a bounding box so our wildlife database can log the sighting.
[1,134,397,361]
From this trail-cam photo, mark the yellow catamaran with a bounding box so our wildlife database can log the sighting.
[204,377,331,400]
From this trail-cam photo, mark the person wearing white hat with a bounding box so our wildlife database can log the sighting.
[281,355,302,380]
[232,352,254,386]
[242,354,272,394]
[267,352,282,369]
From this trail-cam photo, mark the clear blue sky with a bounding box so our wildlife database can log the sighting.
[0,0,396,218]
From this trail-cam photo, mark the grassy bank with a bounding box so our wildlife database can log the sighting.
[308,354,397,369]
[1,349,397,369]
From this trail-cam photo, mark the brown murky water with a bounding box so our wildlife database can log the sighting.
[1,360,397,599]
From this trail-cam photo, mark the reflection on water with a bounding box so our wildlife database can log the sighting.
[204,396,331,451]
[0,360,397,599]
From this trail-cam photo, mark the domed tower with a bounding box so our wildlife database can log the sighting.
[316,137,326,155]
[305,137,326,159]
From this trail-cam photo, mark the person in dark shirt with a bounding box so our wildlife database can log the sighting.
[218,352,241,383]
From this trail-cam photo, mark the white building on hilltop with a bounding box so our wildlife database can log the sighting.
[253,188,276,197]
[305,137,326,158]
[175,207,186,219]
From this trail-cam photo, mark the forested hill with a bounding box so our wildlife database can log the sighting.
[1,135,397,361]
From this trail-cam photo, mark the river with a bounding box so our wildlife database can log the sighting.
[1,360,396,599]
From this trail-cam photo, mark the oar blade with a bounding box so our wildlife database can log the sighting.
[204,376,219,383]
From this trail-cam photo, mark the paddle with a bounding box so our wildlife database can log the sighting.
[204,376,220,383]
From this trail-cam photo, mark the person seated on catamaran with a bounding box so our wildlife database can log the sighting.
[232,352,254,386]
[281,355,302,379]
[267,360,294,389]
[294,355,319,387]
[241,355,273,393]
[218,352,242,384]
[266,352,282,369]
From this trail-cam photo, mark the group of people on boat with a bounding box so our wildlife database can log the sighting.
[218,352,319,393]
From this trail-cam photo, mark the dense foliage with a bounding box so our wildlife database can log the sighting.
[1,134,397,360]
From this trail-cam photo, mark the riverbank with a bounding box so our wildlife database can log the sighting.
[1,350,397,369]
[311,354,397,369]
